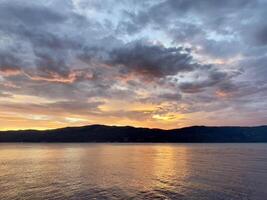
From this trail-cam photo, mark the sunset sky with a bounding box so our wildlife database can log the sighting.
[0,0,267,130]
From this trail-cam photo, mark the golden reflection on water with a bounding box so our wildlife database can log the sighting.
[0,144,190,191]
[151,145,189,190]
[1,144,267,199]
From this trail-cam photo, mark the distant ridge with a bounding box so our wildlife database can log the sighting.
[0,125,267,143]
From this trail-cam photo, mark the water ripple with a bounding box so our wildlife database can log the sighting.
[1,143,267,200]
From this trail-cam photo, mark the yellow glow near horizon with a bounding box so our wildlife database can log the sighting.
[7,94,56,104]
[99,100,158,112]
[0,92,251,131]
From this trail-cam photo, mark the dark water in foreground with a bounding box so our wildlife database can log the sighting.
[1,144,267,200]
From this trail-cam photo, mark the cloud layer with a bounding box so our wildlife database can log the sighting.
[0,0,267,130]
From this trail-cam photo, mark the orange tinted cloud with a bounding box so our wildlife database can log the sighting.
[0,66,21,77]
[25,69,94,84]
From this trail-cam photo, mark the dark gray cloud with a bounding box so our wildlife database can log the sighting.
[179,70,229,93]
[108,41,194,78]
[0,2,66,26]
[158,92,182,102]
[253,25,267,46]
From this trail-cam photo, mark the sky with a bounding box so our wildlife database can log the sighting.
[0,0,267,130]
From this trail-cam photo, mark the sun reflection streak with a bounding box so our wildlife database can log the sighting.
[151,145,189,191]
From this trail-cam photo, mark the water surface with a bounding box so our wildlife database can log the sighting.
[1,143,267,199]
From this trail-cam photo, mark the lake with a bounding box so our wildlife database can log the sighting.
[1,143,267,200]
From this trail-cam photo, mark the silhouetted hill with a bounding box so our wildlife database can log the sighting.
[0,125,267,143]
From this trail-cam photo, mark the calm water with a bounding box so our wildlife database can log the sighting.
[1,144,267,200]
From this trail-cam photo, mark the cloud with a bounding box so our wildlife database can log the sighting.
[108,41,195,78]
[0,100,104,116]
[178,69,229,93]
[24,68,94,84]
[158,92,182,101]
[0,0,267,129]
[0,91,12,98]
[253,25,267,46]
[0,2,66,26]
[0,66,22,77]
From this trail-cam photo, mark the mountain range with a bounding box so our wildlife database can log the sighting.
[1,125,267,143]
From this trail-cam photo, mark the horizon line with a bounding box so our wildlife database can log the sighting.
[1,124,267,132]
